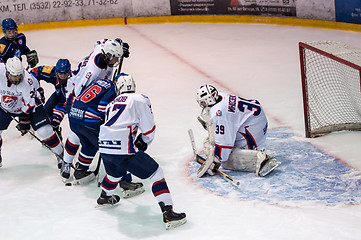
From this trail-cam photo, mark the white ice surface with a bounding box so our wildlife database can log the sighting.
[0,23,361,240]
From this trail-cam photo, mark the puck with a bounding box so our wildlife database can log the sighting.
[65,182,72,186]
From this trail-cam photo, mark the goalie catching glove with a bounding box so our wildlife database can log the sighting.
[26,50,39,68]
[16,113,31,136]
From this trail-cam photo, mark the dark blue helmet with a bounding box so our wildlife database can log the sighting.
[55,59,71,73]
[2,18,17,32]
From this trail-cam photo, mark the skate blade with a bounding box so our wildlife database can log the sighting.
[259,161,281,177]
[62,177,72,183]
[95,201,121,209]
[122,187,145,199]
[165,218,187,230]
[73,173,96,185]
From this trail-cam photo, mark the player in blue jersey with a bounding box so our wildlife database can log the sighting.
[97,73,186,230]
[62,73,144,197]
[0,18,38,67]
[30,59,72,140]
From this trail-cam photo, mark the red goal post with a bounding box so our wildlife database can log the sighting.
[299,41,361,138]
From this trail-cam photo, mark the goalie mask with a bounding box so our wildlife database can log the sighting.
[114,73,136,95]
[196,84,219,108]
[5,57,24,85]
[102,40,123,67]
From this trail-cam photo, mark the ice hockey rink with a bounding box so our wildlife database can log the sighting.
[1,21,361,239]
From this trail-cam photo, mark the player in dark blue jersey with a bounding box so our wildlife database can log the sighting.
[30,59,72,140]
[62,75,144,196]
[0,18,38,67]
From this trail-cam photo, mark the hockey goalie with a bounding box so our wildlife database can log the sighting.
[195,85,280,178]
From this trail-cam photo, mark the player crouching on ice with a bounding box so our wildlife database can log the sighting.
[195,84,280,178]
[0,57,63,168]
[96,74,186,230]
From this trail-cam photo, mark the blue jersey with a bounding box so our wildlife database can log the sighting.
[68,78,117,128]
[0,33,30,63]
[30,65,68,120]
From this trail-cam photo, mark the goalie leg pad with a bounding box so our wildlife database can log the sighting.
[224,148,258,171]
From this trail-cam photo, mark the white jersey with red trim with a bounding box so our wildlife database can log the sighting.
[207,92,268,162]
[0,63,40,114]
[66,39,114,99]
[99,92,156,155]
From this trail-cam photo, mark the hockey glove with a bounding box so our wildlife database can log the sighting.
[50,115,62,129]
[38,87,45,104]
[17,113,31,136]
[134,134,147,151]
[122,42,130,58]
[26,50,39,68]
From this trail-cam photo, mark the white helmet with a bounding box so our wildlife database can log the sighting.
[5,57,24,85]
[115,73,136,95]
[102,39,123,61]
[196,84,219,108]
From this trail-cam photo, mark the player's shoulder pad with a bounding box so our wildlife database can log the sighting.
[96,78,114,88]
[22,71,37,86]
[0,43,5,54]
[41,65,54,74]
[134,93,151,105]
[16,33,26,41]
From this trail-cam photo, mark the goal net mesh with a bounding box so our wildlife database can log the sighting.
[300,41,361,137]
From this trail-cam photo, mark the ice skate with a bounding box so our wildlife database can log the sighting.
[96,190,120,207]
[258,156,280,177]
[60,161,71,182]
[256,151,280,177]
[159,202,186,230]
[73,168,95,185]
[119,179,145,198]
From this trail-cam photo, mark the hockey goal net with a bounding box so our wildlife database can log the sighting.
[299,41,361,138]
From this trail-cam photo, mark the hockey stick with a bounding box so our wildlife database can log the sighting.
[188,129,240,186]
[0,104,64,161]
[112,56,124,80]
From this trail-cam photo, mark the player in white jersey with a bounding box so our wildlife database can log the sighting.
[63,38,128,178]
[97,74,186,230]
[0,57,63,168]
[195,84,280,178]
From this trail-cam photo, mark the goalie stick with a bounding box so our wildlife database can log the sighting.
[187,129,240,186]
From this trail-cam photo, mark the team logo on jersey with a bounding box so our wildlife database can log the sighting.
[216,110,222,116]
[18,39,23,45]
[2,95,18,108]
[0,44,5,53]
[86,72,92,79]
[27,78,33,85]
[42,66,53,74]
